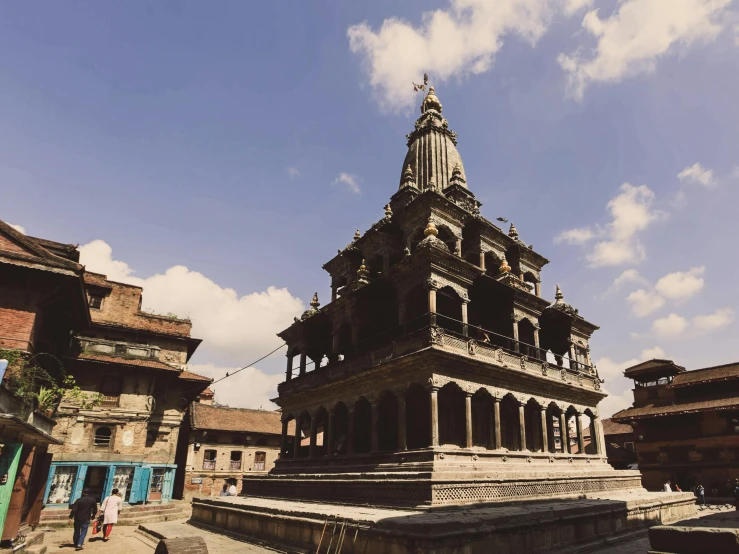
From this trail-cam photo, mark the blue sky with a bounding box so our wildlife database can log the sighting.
[2,0,738,414]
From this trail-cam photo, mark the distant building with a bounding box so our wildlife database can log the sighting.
[0,221,89,547]
[601,418,636,470]
[613,358,739,492]
[44,272,210,507]
[176,401,290,499]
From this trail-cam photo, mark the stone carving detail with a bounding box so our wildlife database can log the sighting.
[527,457,532,463]
[593,379,602,391]
[502,456,508,462]
[561,369,567,381]
[520,356,527,370]
[497,350,504,362]
[430,326,445,345]
[549,456,555,463]
[468,340,477,356]
[472,454,478,461]
[439,453,445,460]
[425,278,440,291]
[541,362,548,376]
[577,374,583,386]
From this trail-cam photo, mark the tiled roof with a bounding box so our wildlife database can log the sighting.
[191,402,289,435]
[671,362,739,388]
[612,396,739,421]
[179,370,212,382]
[602,418,633,436]
[0,220,83,274]
[70,352,181,372]
[623,359,685,378]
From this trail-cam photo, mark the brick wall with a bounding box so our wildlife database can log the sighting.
[0,286,39,351]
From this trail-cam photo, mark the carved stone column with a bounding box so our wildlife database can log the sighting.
[559,412,569,454]
[397,393,407,451]
[285,353,293,381]
[299,351,307,376]
[518,402,527,451]
[347,407,355,455]
[430,387,439,447]
[465,392,473,448]
[540,408,548,454]
[426,279,439,326]
[461,300,469,337]
[280,419,289,457]
[493,398,502,450]
[370,399,379,453]
[512,316,520,353]
[576,412,585,455]
[293,417,302,459]
[455,238,462,257]
[309,414,318,459]
[595,417,606,456]
[535,281,541,297]
[479,251,486,271]
[327,408,335,457]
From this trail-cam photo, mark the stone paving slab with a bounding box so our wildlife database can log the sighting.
[140,520,288,553]
[42,525,154,554]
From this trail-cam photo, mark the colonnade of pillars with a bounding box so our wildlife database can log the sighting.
[280,385,603,460]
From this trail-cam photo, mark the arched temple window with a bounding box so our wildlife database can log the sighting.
[378,391,399,452]
[406,384,431,449]
[332,403,349,456]
[524,399,544,452]
[437,286,464,334]
[517,319,539,359]
[438,383,466,447]
[500,394,521,451]
[546,403,563,454]
[583,409,597,454]
[282,413,296,458]
[472,389,494,449]
[352,397,372,454]
[523,272,538,296]
[313,407,328,457]
[296,411,311,458]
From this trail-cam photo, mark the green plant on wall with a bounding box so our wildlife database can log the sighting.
[0,349,102,414]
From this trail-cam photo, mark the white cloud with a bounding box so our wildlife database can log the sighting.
[189,364,283,410]
[565,0,593,16]
[627,288,665,317]
[693,307,734,334]
[595,346,667,417]
[678,162,715,187]
[554,227,595,245]
[654,266,705,301]
[613,269,649,290]
[557,183,666,267]
[347,0,560,112]
[332,172,361,194]
[652,313,689,338]
[287,167,300,178]
[734,23,739,46]
[79,240,305,408]
[8,223,26,234]
[559,0,734,100]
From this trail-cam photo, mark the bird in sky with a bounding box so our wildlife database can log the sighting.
[496,217,508,223]
[413,73,429,93]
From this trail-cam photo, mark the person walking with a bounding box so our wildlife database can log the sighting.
[697,484,705,508]
[219,483,230,497]
[99,488,123,541]
[68,489,97,551]
[228,481,238,496]
[663,480,672,492]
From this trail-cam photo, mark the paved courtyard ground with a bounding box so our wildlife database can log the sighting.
[39,504,735,553]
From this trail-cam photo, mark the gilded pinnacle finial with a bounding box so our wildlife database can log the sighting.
[508,223,519,240]
[310,292,320,309]
[354,229,361,241]
[357,259,369,283]
[402,164,416,187]
[555,284,564,302]
[421,86,442,114]
[424,217,438,237]
[384,204,393,219]
[499,254,511,273]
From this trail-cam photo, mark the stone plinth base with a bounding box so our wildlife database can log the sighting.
[190,492,697,554]
[242,469,644,508]
[648,510,739,554]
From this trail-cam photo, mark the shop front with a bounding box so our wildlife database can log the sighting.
[44,462,175,507]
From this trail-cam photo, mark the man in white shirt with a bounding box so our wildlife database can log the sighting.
[663,480,672,492]
[228,482,238,496]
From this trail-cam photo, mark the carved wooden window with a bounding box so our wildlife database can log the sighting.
[89,294,104,310]
[230,451,242,470]
[203,449,217,470]
[93,426,113,449]
[254,451,266,471]
[100,376,122,407]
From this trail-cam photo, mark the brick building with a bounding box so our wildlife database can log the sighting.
[43,271,211,507]
[176,400,288,499]
[613,358,739,493]
[601,418,637,470]
[0,221,89,546]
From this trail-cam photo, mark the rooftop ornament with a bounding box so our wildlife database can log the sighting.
[300,292,321,321]
[354,229,361,241]
[509,223,519,240]
[357,259,370,285]
[402,164,416,188]
[424,217,439,237]
[499,254,512,273]
[384,204,393,219]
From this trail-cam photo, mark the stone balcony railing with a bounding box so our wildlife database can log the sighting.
[75,335,161,360]
[279,316,603,396]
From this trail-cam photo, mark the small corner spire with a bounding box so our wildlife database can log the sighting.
[499,254,511,273]
[555,284,564,302]
[508,223,519,240]
[310,292,320,310]
[424,217,439,237]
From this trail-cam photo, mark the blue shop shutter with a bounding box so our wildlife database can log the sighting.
[71,466,87,505]
[162,469,174,502]
[129,467,150,504]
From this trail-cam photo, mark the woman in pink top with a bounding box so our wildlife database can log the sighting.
[99,488,123,541]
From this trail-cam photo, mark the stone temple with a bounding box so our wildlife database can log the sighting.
[190,86,696,552]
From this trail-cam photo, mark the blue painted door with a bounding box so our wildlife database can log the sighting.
[162,469,174,502]
[128,467,150,504]
[71,465,88,504]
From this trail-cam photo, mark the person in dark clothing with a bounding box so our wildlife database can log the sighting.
[68,489,98,551]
